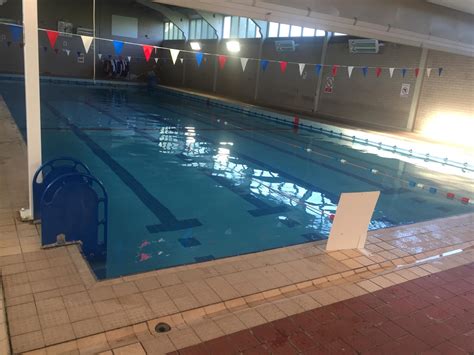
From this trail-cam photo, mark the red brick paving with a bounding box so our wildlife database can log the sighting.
[170,263,474,354]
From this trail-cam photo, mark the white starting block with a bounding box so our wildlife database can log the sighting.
[326,191,380,251]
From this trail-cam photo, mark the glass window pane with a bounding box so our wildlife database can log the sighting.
[189,21,195,40]
[173,25,177,40]
[279,23,290,37]
[302,27,315,37]
[239,17,247,38]
[165,22,169,40]
[230,16,239,38]
[202,21,208,39]
[290,25,302,37]
[247,20,256,38]
[268,22,279,37]
[196,19,202,39]
[208,24,214,39]
[334,32,347,36]
[315,29,325,37]
[223,16,231,39]
[256,25,262,38]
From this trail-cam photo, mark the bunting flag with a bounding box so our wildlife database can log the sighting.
[315,64,322,76]
[402,68,407,77]
[362,66,368,77]
[143,45,153,62]
[331,65,339,76]
[98,53,102,59]
[46,30,59,48]
[127,56,131,62]
[9,25,23,43]
[261,60,269,72]
[113,41,124,55]
[64,49,71,56]
[426,68,432,77]
[54,48,59,54]
[180,58,184,64]
[43,46,48,52]
[438,67,443,76]
[76,51,82,57]
[218,55,227,70]
[81,35,93,54]
[415,68,420,77]
[279,61,288,74]
[389,68,395,78]
[154,58,158,63]
[347,66,354,78]
[376,67,382,77]
[195,52,204,67]
[169,49,180,64]
[298,63,305,76]
[240,58,249,72]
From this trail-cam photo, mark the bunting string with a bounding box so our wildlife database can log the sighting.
[0,22,444,77]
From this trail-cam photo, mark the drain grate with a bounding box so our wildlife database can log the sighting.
[155,322,171,333]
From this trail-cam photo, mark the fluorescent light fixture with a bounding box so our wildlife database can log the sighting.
[190,42,201,51]
[226,40,241,53]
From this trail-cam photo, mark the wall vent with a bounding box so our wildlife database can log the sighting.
[275,40,297,52]
[349,39,382,54]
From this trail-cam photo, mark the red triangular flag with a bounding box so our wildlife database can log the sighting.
[46,30,59,49]
[415,68,420,77]
[143,45,153,62]
[332,65,339,76]
[218,55,227,70]
[375,67,382,77]
[280,61,288,73]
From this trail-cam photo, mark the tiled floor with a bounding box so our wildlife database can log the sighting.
[173,262,474,355]
[1,95,473,355]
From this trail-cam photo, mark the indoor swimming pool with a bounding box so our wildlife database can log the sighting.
[1,80,473,279]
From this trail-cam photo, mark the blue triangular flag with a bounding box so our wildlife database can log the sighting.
[261,60,269,72]
[113,41,124,55]
[315,64,322,76]
[195,52,203,67]
[9,25,22,43]
[362,66,368,77]
[402,68,407,77]
[438,67,443,76]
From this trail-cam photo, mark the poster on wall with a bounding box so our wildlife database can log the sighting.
[324,76,334,94]
[400,83,410,98]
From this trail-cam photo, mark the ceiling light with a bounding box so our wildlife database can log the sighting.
[226,40,241,53]
[190,42,201,51]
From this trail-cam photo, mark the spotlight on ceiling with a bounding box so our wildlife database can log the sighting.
[226,40,241,53]
[190,42,201,51]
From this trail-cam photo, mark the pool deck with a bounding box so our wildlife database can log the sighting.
[0,95,473,354]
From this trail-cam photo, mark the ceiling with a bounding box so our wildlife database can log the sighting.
[427,0,474,15]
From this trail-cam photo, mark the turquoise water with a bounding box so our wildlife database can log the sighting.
[1,81,473,279]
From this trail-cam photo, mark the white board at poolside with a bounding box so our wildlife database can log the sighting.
[326,191,380,251]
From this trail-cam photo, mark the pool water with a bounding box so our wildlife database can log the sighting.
[1,81,473,279]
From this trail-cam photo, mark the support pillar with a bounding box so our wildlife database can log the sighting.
[313,32,330,113]
[407,47,428,131]
[22,0,42,220]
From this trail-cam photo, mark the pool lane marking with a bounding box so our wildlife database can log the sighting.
[42,101,202,233]
[83,101,303,221]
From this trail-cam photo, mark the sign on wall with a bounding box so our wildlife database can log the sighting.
[324,76,334,94]
[400,83,410,98]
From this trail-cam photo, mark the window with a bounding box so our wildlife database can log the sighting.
[333,32,347,36]
[268,22,279,37]
[302,27,315,37]
[316,29,326,37]
[164,21,184,40]
[279,24,290,37]
[290,25,302,37]
[189,19,217,40]
[222,16,262,39]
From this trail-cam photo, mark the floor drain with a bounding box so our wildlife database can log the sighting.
[155,322,171,333]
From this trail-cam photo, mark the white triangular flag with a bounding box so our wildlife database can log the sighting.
[389,68,395,78]
[65,49,70,56]
[299,63,306,76]
[347,66,354,78]
[169,49,180,65]
[81,35,93,54]
[154,58,158,63]
[98,53,102,59]
[426,68,432,77]
[240,58,249,72]
[127,56,131,62]
[180,58,184,64]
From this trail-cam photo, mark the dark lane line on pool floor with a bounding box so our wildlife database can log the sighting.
[42,101,203,233]
[83,101,302,224]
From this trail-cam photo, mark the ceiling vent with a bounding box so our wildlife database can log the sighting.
[275,40,297,52]
[349,39,383,54]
